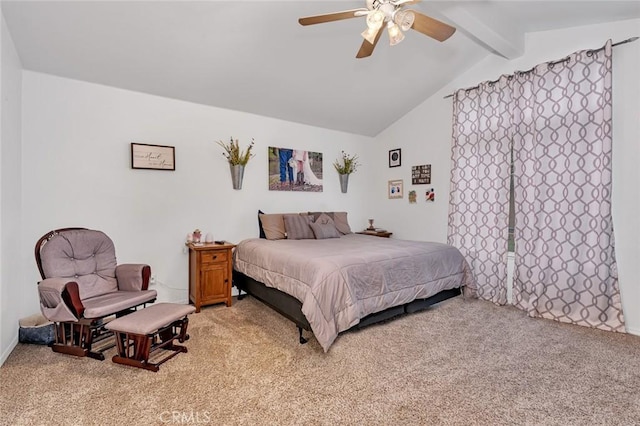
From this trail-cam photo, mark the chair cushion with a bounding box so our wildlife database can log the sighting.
[82,290,157,319]
[105,303,195,335]
[40,229,118,300]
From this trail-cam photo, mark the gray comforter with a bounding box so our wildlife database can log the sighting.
[233,234,476,351]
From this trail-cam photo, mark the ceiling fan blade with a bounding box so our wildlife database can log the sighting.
[299,8,367,26]
[393,0,421,5]
[410,11,456,42]
[356,25,385,59]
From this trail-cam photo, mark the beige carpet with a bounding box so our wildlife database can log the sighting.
[1,296,639,426]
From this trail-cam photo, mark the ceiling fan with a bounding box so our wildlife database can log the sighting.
[298,0,456,58]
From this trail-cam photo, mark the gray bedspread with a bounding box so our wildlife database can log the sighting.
[233,234,476,351]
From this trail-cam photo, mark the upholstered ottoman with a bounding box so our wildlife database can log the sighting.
[105,303,195,372]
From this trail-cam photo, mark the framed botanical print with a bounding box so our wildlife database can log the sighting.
[389,148,401,168]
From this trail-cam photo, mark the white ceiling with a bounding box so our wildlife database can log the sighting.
[2,1,639,136]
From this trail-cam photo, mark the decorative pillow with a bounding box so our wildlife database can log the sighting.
[310,222,341,239]
[332,212,352,235]
[258,210,266,239]
[283,214,314,240]
[314,213,335,226]
[309,211,352,235]
[259,213,287,240]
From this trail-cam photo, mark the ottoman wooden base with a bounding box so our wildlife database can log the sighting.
[105,303,196,372]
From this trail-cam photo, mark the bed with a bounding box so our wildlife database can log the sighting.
[233,231,476,352]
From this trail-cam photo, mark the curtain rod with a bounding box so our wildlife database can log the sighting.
[442,36,639,99]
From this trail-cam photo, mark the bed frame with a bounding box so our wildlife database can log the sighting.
[233,270,462,344]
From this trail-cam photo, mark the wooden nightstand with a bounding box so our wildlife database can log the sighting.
[187,242,235,312]
[356,230,393,238]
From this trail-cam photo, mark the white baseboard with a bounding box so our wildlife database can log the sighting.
[626,326,640,337]
[0,335,19,367]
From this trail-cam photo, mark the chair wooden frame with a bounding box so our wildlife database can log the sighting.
[111,317,190,372]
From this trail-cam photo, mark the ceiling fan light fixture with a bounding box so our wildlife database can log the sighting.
[361,27,379,44]
[387,22,405,46]
[393,9,415,32]
[366,9,385,30]
[297,1,457,58]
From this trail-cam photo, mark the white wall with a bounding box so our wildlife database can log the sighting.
[19,71,374,314]
[374,19,640,334]
[3,18,637,367]
[0,11,23,365]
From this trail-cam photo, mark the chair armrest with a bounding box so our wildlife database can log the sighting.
[38,278,83,322]
[116,264,151,291]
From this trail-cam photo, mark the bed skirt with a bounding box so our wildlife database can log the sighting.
[233,270,462,340]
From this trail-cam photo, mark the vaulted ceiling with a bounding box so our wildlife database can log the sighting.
[2,1,639,136]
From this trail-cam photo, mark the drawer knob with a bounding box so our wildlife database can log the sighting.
[212,255,217,259]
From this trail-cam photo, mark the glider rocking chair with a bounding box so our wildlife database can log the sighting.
[35,228,157,360]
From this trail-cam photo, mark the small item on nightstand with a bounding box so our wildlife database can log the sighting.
[186,233,193,243]
[357,229,392,238]
[204,232,214,243]
[192,229,201,243]
[214,240,225,245]
[367,219,375,230]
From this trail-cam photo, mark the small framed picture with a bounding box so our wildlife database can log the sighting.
[411,164,431,184]
[131,143,175,170]
[388,179,403,199]
[426,188,435,202]
[389,148,401,168]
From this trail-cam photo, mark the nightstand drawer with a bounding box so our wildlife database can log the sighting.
[200,251,228,264]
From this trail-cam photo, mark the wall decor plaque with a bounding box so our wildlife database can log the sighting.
[131,143,175,170]
[411,164,431,184]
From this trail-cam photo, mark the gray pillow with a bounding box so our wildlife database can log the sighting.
[310,222,341,239]
[308,211,352,235]
[283,214,314,240]
[332,212,352,235]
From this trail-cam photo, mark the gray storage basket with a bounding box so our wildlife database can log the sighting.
[19,313,55,345]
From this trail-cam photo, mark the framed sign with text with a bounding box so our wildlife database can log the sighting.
[131,143,175,171]
[411,164,431,184]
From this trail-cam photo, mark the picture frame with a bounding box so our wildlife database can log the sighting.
[388,179,403,199]
[389,148,401,168]
[267,147,323,192]
[131,143,175,171]
[411,164,431,184]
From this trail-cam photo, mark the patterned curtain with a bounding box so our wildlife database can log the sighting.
[511,40,625,331]
[448,77,513,305]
